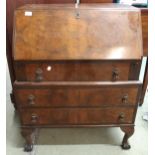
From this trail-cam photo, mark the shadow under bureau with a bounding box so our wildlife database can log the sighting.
[12,4,143,152]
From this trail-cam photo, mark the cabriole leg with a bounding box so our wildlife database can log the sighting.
[21,128,36,152]
[120,126,134,150]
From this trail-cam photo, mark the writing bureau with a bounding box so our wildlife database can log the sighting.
[13,4,143,152]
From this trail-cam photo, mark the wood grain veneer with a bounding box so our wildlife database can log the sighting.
[13,4,143,60]
[14,60,141,81]
[11,3,143,151]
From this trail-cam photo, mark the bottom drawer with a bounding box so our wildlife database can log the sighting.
[20,107,135,125]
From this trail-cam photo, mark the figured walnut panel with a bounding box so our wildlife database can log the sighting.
[14,82,141,107]
[20,107,135,125]
[13,4,143,60]
[14,82,140,107]
[14,61,141,81]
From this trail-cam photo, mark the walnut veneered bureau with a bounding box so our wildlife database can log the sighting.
[12,3,143,152]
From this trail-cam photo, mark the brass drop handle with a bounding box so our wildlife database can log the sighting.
[28,94,35,105]
[119,113,125,122]
[35,68,43,82]
[31,114,38,123]
[112,69,119,81]
[122,95,128,104]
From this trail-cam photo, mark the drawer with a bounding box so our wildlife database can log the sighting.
[14,61,141,81]
[14,81,141,107]
[20,107,135,125]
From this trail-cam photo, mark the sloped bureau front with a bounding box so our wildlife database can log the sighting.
[12,4,143,152]
[13,4,142,60]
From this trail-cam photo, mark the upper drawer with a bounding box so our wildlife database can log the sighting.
[13,4,143,60]
[14,81,142,108]
[14,61,141,82]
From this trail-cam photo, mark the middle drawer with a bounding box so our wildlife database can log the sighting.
[14,82,141,108]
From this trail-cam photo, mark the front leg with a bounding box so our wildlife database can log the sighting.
[21,128,36,152]
[120,126,134,150]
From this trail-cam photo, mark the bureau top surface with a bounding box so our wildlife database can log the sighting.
[13,4,143,60]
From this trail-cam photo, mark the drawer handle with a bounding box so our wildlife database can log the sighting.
[119,113,125,122]
[31,114,38,123]
[112,69,119,81]
[28,94,35,105]
[35,68,43,82]
[122,95,128,104]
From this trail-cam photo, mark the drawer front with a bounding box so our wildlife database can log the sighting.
[20,107,135,125]
[14,82,141,107]
[15,61,141,81]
